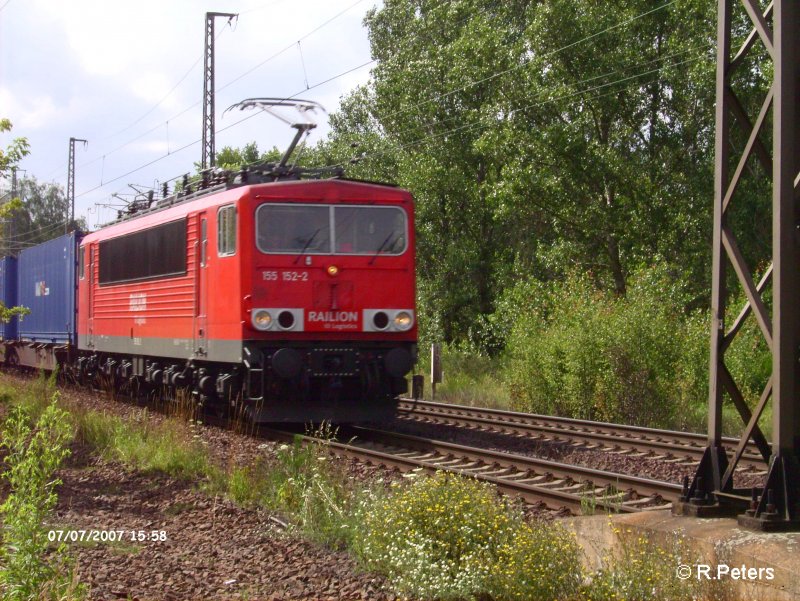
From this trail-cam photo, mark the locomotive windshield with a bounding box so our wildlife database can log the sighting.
[256,205,332,254]
[257,204,407,256]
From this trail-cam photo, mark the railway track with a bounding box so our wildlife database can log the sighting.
[53,379,686,516]
[213,398,759,514]
[271,425,683,515]
[396,398,768,472]
[29,370,745,515]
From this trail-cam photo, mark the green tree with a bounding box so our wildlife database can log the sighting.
[491,0,720,296]
[312,86,402,184]
[191,142,283,175]
[319,0,755,350]
[213,141,282,170]
[2,177,87,255]
[1,119,31,255]
[0,119,31,321]
[359,0,532,345]
[0,119,30,176]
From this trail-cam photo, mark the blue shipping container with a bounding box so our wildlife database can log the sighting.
[17,232,81,344]
[0,256,18,340]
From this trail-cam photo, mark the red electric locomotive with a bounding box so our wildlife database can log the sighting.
[76,169,417,422]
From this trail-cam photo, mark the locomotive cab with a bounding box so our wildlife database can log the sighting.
[238,180,418,422]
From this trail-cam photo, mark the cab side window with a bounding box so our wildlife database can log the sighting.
[218,205,236,256]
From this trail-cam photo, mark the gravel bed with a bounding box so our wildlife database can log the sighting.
[55,452,398,601]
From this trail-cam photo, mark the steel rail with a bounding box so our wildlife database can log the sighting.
[397,398,767,469]
[346,425,681,504]
[271,429,609,513]
[265,426,683,514]
[211,422,673,514]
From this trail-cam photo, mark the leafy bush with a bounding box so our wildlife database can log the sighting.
[502,268,713,428]
[0,396,83,600]
[358,472,582,600]
[419,260,771,435]
[486,519,585,601]
[507,268,684,426]
[0,301,30,326]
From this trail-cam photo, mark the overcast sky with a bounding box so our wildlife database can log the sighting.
[0,0,377,228]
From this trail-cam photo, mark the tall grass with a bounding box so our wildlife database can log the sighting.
[579,523,730,601]
[74,409,210,479]
[414,346,512,408]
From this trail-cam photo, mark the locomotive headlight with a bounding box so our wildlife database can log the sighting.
[252,309,273,330]
[393,311,414,331]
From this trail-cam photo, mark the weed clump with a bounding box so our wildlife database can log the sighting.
[224,432,361,549]
[358,472,582,600]
[580,525,709,601]
[0,395,84,600]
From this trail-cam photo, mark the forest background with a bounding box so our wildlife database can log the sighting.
[3,0,774,434]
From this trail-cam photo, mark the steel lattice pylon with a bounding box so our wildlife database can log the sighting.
[67,137,87,234]
[674,0,800,531]
[202,12,237,171]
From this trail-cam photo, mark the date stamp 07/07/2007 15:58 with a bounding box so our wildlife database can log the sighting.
[47,529,168,544]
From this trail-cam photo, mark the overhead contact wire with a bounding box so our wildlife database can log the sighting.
[44,0,366,180]
[73,1,688,203]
